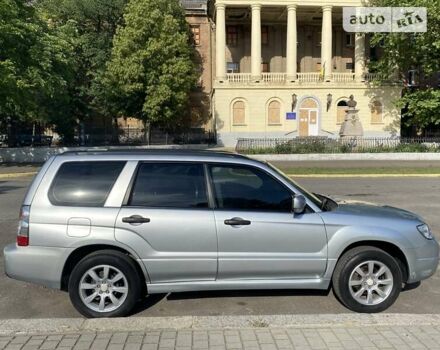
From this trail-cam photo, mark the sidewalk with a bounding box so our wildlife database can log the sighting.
[1,315,440,350]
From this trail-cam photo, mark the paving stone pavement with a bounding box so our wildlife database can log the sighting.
[1,326,440,350]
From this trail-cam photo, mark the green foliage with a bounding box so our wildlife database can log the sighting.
[103,0,197,126]
[240,139,440,154]
[369,0,440,129]
[0,0,73,126]
[37,0,128,121]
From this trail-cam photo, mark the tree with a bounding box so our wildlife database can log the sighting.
[37,0,128,136]
[103,0,197,133]
[369,0,440,131]
[0,0,74,143]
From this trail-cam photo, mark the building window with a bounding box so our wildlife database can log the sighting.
[345,33,354,47]
[227,62,239,73]
[232,100,246,125]
[227,25,239,46]
[261,62,269,73]
[190,25,201,46]
[268,100,281,125]
[346,62,354,70]
[262,26,269,45]
[316,62,321,72]
[336,100,348,124]
[371,100,383,124]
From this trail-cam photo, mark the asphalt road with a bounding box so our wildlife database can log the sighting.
[0,176,439,319]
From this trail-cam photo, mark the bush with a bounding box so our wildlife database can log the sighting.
[237,138,440,154]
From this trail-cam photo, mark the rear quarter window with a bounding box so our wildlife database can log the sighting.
[49,161,125,207]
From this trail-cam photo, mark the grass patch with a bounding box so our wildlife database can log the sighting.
[277,167,440,175]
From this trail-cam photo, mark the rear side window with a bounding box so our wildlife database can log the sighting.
[49,161,125,207]
[128,163,208,209]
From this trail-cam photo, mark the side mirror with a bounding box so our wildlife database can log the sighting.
[292,194,307,214]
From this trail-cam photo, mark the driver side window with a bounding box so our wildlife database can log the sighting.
[209,165,292,212]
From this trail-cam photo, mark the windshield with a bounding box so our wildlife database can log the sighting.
[267,162,323,209]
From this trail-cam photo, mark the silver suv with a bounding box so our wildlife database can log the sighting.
[4,150,439,317]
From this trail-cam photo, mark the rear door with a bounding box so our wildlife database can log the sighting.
[115,162,218,283]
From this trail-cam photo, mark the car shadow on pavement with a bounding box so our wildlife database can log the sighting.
[0,182,22,194]
[131,293,168,315]
[131,289,331,315]
[165,289,331,300]
[402,281,421,291]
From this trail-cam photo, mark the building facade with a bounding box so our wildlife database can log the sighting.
[182,0,215,131]
[205,0,402,146]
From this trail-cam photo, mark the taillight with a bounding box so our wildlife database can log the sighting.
[17,205,30,246]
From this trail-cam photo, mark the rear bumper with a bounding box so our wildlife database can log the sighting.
[3,243,72,289]
[406,239,440,284]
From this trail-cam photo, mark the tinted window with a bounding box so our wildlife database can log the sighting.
[49,161,125,207]
[210,165,292,212]
[129,163,208,209]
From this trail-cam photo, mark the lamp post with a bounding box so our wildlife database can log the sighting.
[291,93,297,112]
[327,93,333,111]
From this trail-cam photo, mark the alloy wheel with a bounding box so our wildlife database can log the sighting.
[78,264,129,313]
[348,260,394,306]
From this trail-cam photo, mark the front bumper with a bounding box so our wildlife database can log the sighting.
[406,239,440,284]
[3,243,72,289]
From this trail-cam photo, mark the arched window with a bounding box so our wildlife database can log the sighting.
[371,100,383,124]
[232,100,246,125]
[268,100,281,125]
[337,100,348,124]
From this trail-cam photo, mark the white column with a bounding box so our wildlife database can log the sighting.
[355,33,366,82]
[215,3,226,81]
[321,5,332,81]
[251,3,262,81]
[286,4,297,82]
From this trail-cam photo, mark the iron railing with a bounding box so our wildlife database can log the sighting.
[236,137,440,154]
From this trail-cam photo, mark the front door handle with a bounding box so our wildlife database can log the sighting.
[122,215,151,224]
[224,217,251,226]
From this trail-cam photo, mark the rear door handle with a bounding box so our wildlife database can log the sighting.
[122,215,151,224]
[224,217,251,226]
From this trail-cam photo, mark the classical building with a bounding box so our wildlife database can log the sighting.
[201,0,402,146]
[182,0,215,131]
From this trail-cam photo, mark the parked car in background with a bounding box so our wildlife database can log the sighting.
[3,150,439,317]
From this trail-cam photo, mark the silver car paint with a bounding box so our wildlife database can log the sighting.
[4,151,440,294]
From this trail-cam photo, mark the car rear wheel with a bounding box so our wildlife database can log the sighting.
[68,250,142,318]
[332,246,403,313]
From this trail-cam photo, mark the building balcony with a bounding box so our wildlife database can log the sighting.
[219,72,392,86]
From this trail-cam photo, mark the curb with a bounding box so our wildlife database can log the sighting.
[0,172,37,179]
[288,173,440,178]
[1,314,440,335]
[249,153,440,161]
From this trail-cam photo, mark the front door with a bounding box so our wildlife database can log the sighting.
[208,164,328,280]
[115,162,217,283]
[299,98,319,136]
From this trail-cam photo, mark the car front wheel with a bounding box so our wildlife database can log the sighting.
[332,246,403,313]
[68,250,142,318]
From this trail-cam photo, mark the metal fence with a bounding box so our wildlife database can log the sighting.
[80,127,216,146]
[236,137,440,154]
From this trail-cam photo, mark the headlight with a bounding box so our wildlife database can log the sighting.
[417,224,433,240]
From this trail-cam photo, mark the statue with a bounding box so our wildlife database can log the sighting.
[347,95,357,108]
[339,95,364,137]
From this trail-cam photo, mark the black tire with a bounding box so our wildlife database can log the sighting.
[68,250,142,318]
[332,246,403,313]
